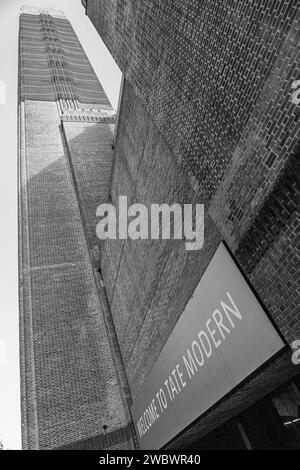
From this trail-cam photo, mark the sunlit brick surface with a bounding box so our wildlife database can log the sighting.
[62,121,114,249]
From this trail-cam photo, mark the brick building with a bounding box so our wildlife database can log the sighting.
[18,1,300,450]
[81,0,300,449]
[18,5,135,450]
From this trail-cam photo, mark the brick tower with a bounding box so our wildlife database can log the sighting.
[18,5,135,450]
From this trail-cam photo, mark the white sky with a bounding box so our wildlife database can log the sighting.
[0,0,121,450]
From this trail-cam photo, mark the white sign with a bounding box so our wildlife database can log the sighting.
[131,242,284,449]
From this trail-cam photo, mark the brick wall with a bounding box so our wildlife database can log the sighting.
[19,8,137,450]
[103,80,299,397]
[19,99,135,450]
[62,122,114,251]
[62,119,135,425]
[84,0,300,447]
[85,0,300,195]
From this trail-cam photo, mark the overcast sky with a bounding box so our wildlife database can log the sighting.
[0,0,121,450]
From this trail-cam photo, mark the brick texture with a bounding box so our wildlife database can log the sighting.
[18,8,135,450]
[84,0,300,196]
[84,0,300,448]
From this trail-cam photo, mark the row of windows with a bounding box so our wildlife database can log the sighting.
[23,74,100,85]
[21,52,90,66]
[22,66,96,78]
[21,57,92,69]
[22,82,101,94]
[21,37,82,50]
[20,47,88,61]
[20,25,76,39]
[21,36,84,53]
[21,17,70,28]
[21,39,83,54]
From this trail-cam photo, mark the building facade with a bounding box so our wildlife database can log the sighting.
[18,1,300,450]
[81,0,300,449]
[18,5,135,450]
